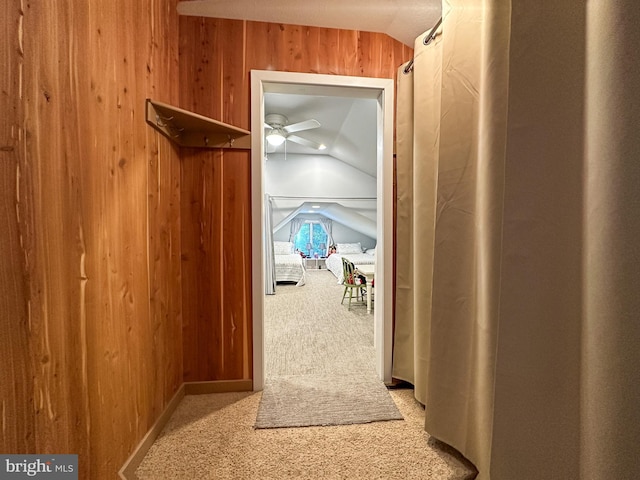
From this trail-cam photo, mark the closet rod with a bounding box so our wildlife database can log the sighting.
[403,16,443,74]
[269,195,376,200]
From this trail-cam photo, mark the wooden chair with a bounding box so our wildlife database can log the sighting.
[341,258,366,310]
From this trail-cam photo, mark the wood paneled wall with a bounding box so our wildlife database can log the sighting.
[179,17,413,381]
[1,7,412,475]
[1,1,182,478]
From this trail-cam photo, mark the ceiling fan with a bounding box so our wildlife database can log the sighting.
[264,113,326,151]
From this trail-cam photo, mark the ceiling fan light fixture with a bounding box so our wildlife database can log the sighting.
[266,128,286,146]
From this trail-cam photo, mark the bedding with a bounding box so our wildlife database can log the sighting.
[273,241,294,255]
[275,253,306,286]
[336,242,363,254]
[325,252,376,284]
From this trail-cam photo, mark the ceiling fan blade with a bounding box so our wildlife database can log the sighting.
[287,134,326,150]
[283,119,320,133]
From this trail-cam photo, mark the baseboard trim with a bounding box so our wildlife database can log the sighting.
[185,379,253,395]
[119,379,253,479]
[119,383,186,479]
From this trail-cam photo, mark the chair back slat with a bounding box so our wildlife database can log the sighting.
[341,257,357,285]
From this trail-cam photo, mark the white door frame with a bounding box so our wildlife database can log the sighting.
[250,70,394,390]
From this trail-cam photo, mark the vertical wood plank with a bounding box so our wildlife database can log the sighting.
[179,151,203,381]
[21,0,92,464]
[3,0,183,477]
[0,0,34,456]
[337,29,361,75]
[358,31,400,78]
[217,19,252,380]
[144,0,184,426]
[219,152,252,379]
[83,1,150,473]
[221,20,250,130]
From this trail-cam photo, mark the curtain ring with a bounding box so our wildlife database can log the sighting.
[402,16,443,75]
[423,17,443,45]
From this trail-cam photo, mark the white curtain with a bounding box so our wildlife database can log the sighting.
[264,194,276,295]
[318,217,333,255]
[392,25,440,406]
[288,218,304,243]
[395,3,506,474]
[393,1,640,478]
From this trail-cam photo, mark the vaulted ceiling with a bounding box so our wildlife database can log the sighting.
[177,0,442,47]
[264,92,378,177]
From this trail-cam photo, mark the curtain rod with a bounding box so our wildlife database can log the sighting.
[403,16,443,75]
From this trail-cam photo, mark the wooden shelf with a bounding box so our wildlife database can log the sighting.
[145,99,251,149]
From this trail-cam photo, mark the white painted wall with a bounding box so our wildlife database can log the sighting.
[267,152,378,243]
[332,222,376,249]
[265,153,376,198]
[330,98,378,177]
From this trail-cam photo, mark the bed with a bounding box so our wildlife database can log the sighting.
[325,242,376,283]
[273,241,306,286]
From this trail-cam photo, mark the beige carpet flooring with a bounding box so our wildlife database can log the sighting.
[254,373,403,428]
[135,389,475,479]
[264,269,375,378]
[135,270,477,479]
[257,270,402,428]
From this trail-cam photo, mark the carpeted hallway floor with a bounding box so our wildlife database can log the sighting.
[264,269,376,378]
[135,388,475,479]
[256,269,403,428]
[135,270,477,479]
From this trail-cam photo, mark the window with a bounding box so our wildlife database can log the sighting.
[294,222,328,257]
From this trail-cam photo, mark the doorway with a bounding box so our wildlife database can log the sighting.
[251,70,394,390]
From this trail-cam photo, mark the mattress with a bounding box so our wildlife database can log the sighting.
[275,254,306,286]
[325,253,376,284]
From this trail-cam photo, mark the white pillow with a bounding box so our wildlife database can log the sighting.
[273,241,294,255]
[365,248,376,256]
[337,242,362,254]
